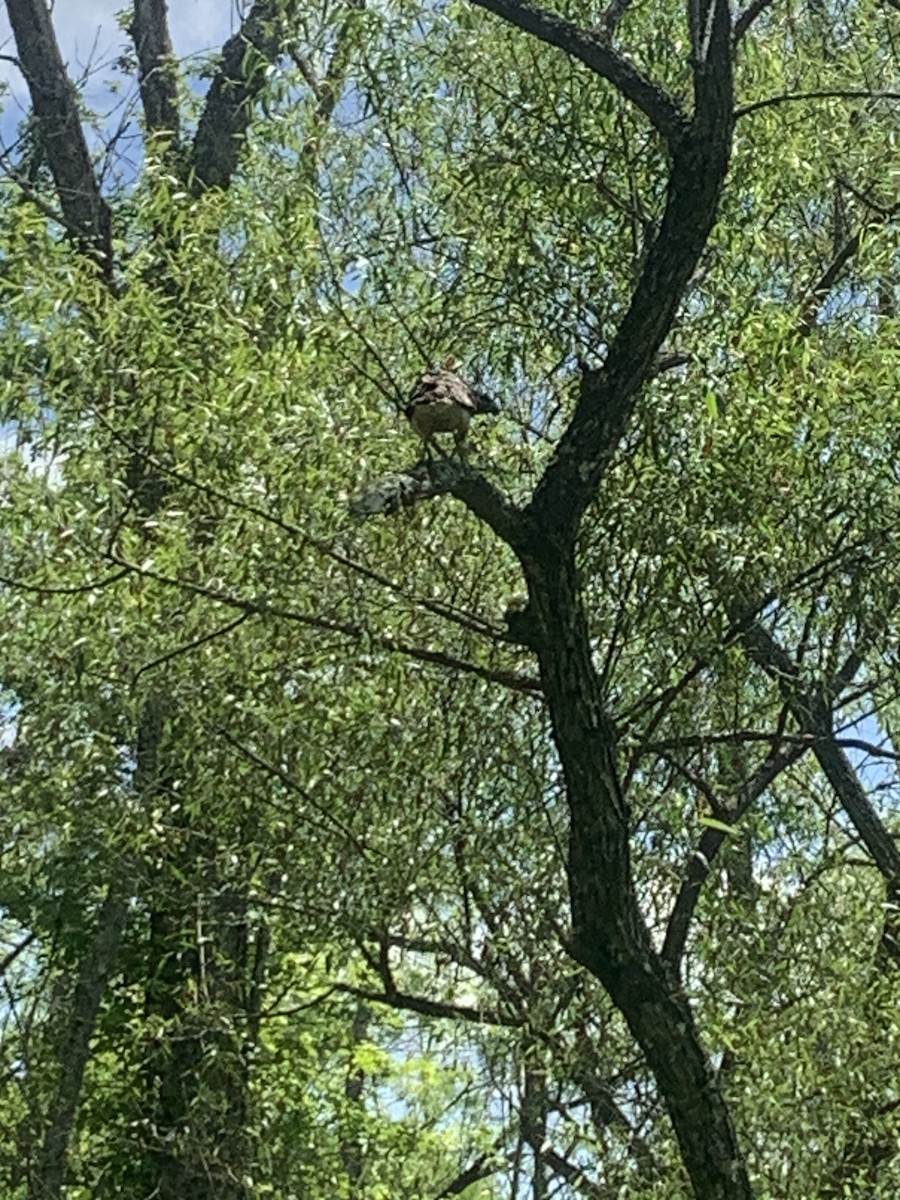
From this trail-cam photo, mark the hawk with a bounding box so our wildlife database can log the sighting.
[405,366,499,454]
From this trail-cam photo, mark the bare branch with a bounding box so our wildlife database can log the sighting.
[736,89,900,118]
[214,724,372,855]
[133,613,250,681]
[351,457,530,554]
[0,931,38,976]
[0,568,129,596]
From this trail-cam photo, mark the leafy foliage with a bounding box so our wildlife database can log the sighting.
[2,0,900,1197]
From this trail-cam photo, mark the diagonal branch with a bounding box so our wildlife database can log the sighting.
[711,567,900,959]
[298,0,365,170]
[5,0,113,276]
[733,0,777,41]
[661,732,806,966]
[106,550,542,695]
[191,0,299,192]
[468,0,686,144]
[524,0,733,544]
[34,872,129,1200]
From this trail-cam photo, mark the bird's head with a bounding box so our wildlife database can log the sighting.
[473,390,500,416]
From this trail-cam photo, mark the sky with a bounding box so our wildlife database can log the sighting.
[0,1,236,138]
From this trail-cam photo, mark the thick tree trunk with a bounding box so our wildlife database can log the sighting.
[523,548,752,1200]
[31,875,128,1200]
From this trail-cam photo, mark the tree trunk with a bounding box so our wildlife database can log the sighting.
[31,875,128,1200]
[524,547,752,1200]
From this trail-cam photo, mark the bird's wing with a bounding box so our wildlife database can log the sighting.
[406,370,478,414]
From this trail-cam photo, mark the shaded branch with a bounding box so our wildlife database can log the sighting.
[525,0,733,543]
[129,0,181,145]
[733,0,777,42]
[5,0,113,276]
[107,549,543,694]
[710,566,900,959]
[468,0,686,144]
[736,88,900,118]
[597,0,634,41]
[794,183,899,332]
[191,0,299,192]
[333,980,518,1027]
[34,873,129,1200]
[661,734,806,966]
[543,1146,609,1198]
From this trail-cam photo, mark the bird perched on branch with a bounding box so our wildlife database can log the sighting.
[405,364,499,455]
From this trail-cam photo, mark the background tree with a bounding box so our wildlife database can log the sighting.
[1,0,900,1198]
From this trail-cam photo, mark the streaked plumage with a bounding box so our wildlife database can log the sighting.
[405,367,499,453]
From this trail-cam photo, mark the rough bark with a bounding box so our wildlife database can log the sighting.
[441,2,749,1195]
[520,549,752,1200]
[524,0,734,541]
[191,0,300,192]
[443,2,746,1194]
[31,877,129,1200]
[129,0,181,145]
[5,0,113,275]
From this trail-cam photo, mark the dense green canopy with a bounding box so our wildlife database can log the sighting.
[1,1,900,1197]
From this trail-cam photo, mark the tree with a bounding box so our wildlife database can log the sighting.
[2,0,900,1197]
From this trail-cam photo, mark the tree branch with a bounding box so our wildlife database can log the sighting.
[107,550,542,695]
[191,0,299,192]
[351,458,530,554]
[711,569,900,960]
[333,981,518,1027]
[736,88,900,118]
[661,736,807,966]
[733,0,777,42]
[525,0,733,543]
[299,0,365,171]
[129,0,181,145]
[468,0,686,144]
[5,0,113,276]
